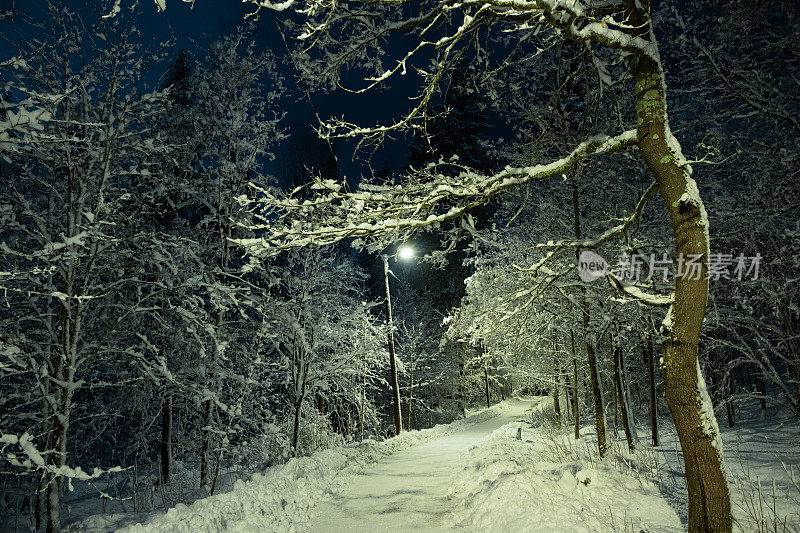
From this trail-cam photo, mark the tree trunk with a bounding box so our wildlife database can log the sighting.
[360,366,366,441]
[457,347,467,418]
[613,331,636,452]
[645,334,659,446]
[572,180,607,456]
[46,387,72,533]
[724,372,735,429]
[292,395,304,456]
[612,371,620,438]
[408,348,414,430]
[563,352,573,422]
[755,371,767,415]
[484,357,491,409]
[553,345,561,423]
[571,329,580,439]
[160,392,172,485]
[46,305,79,533]
[201,310,222,487]
[199,399,212,486]
[628,2,732,529]
[621,339,638,431]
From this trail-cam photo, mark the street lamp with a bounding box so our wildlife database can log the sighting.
[398,246,414,261]
[382,245,414,435]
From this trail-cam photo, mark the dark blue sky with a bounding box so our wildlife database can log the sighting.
[0,0,416,182]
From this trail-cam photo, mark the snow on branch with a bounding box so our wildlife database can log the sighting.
[606,272,673,307]
[533,180,657,251]
[300,0,651,148]
[102,0,296,19]
[234,129,637,261]
[0,432,124,488]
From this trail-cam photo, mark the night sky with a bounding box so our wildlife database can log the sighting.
[0,0,416,182]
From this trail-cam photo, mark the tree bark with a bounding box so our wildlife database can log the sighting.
[627,2,732,529]
[724,372,735,429]
[408,348,414,430]
[611,370,619,438]
[484,355,491,409]
[572,179,607,456]
[553,343,561,423]
[292,395,305,455]
[360,364,366,441]
[571,329,580,439]
[201,310,222,487]
[46,303,79,533]
[613,330,636,452]
[160,392,172,485]
[563,349,573,422]
[645,333,659,446]
[457,346,467,418]
[46,383,73,533]
[199,399,213,486]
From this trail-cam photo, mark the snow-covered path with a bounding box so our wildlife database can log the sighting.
[304,398,536,532]
[70,397,800,533]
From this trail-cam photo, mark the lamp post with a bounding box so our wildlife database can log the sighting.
[383,246,413,435]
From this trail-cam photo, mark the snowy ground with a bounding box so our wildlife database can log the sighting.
[303,398,682,532]
[302,398,536,532]
[68,397,799,532]
[72,399,532,532]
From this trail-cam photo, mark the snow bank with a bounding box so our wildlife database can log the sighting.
[76,401,520,532]
[448,421,683,532]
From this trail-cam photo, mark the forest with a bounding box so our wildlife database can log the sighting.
[0,0,798,532]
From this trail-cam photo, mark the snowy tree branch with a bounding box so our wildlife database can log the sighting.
[235,129,637,260]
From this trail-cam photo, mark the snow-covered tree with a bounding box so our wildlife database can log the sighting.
[0,11,186,531]
[228,2,732,528]
[269,248,387,455]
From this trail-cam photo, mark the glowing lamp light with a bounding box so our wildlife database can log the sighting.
[398,246,414,260]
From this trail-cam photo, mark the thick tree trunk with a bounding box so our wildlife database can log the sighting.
[47,306,79,533]
[778,310,800,410]
[46,424,67,533]
[160,393,172,485]
[628,3,732,529]
[46,386,72,533]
